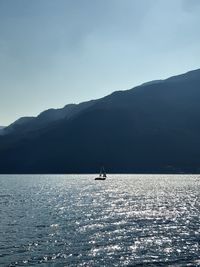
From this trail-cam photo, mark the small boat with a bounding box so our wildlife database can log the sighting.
[95,167,107,180]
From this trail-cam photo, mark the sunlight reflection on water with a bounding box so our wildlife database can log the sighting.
[0,174,200,266]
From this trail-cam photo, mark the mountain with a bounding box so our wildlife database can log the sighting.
[2,117,34,134]
[140,80,163,87]
[0,126,5,135]
[0,126,5,134]
[1,101,97,136]
[1,68,200,174]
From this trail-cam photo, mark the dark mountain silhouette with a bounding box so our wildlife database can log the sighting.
[0,126,5,135]
[2,117,35,135]
[2,100,97,136]
[0,126,5,134]
[140,80,163,87]
[1,68,200,174]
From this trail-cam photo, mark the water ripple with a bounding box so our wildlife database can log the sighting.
[0,174,200,266]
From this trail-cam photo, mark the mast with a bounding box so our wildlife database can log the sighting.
[99,167,102,177]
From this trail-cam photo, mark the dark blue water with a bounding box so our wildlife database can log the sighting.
[0,175,200,266]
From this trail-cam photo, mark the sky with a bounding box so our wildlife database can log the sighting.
[0,0,200,125]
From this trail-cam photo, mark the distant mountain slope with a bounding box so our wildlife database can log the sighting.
[2,100,97,136]
[0,68,200,173]
[0,126,5,135]
[2,117,35,135]
[139,80,163,87]
[0,126,5,134]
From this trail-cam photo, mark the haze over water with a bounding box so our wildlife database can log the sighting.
[1,175,200,266]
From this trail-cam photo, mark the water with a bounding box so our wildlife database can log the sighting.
[0,175,200,266]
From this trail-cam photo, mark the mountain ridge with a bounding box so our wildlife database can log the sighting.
[1,100,97,136]
[3,68,200,136]
[1,68,200,173]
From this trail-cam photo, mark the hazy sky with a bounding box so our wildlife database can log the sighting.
[0,0,200,125]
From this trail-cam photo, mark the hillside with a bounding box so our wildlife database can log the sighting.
[1,101,97,136]
[0,69,200,173]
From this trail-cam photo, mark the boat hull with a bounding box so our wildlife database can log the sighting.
[95,177,106,180]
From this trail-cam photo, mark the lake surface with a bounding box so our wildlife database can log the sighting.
[1,175,200,266]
